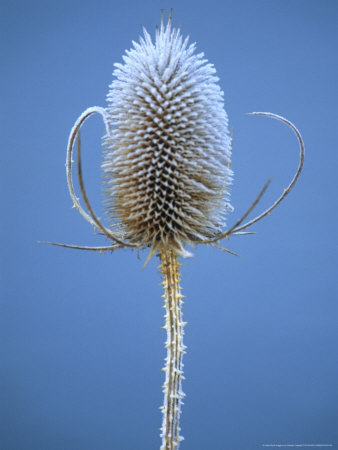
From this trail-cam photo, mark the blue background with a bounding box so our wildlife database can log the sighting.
[1,1,337,449]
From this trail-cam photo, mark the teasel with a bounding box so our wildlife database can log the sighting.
[44,11,305,449]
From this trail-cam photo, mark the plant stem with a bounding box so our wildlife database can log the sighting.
[159,249,186,449]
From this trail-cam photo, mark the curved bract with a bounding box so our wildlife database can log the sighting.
[50,108,304,257]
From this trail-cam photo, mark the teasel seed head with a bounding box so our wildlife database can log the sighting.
[102,15,233,257]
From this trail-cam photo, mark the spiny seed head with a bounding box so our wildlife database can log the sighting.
[103,15,233,257]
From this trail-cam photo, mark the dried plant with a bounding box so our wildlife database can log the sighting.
[44,12,304,449]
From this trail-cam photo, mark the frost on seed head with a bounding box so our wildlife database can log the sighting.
[102,15,233,257]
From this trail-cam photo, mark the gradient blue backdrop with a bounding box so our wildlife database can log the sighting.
[1,1,337,449]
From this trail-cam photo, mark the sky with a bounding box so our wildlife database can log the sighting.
[1,1,338,449]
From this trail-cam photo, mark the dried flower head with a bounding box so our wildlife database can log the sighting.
[102,15,233,257]
[49,13,304,259]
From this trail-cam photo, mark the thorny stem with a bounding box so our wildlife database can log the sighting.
[159,249,186,449]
